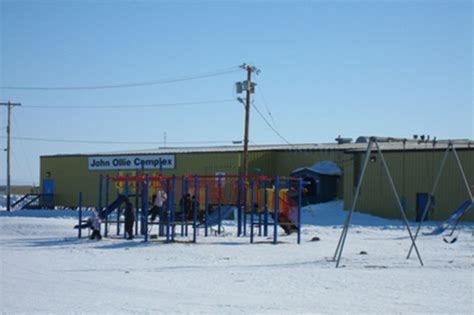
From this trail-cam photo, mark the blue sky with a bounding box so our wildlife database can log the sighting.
[0,0,472,185]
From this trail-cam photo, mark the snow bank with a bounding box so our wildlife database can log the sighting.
[302,200,404,227]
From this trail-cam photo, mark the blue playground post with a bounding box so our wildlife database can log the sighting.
[243,182,247,236]
[166,178,171,243]
[141,177,148,236]
[97,175,104,237]
[273,177,280,245]
[193,175,199,243]
[135,171,139,235]
[98,174,103,212]
[78,192,83,238]
[263,179,269,237]
[97,174,103,237]
[104,175,110,237]
[250,178,255,243]
[258,179,262,237]
[180,176,185,237]
[139,165,144,236]
[171,175,176,241]
[237,176,242,236]
[184,177,189,237]
[144,175,150,242]
[217,174,222,235]
[297,177,303,244]
[205,184,209,237]
[124,177,130,197]
[123,178,129,239]
[120,178,129,236]
[159,177,165,237]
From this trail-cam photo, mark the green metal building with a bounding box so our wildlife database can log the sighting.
[40,141,474,221]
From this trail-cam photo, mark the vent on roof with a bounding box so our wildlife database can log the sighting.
[335,135,353,144]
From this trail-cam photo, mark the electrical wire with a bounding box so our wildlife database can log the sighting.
[250,100,292,145]
[3,136,236,145]
[0,66,241,90]
[11,115,36,185]
[21,99,235,109]
[255,83,278,130]
[11,146,36,186]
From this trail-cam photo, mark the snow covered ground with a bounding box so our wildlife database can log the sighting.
[1,201,472,314]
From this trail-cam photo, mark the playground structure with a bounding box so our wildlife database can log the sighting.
[77,173,303,244]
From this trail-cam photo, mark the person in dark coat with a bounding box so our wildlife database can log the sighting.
[124,200,135,240]
[190,195,200,220]
[180,193,192,220]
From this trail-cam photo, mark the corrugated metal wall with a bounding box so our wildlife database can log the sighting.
[40,151,276,207]
[41,156,96,207]
[40,147,474,221]
[345,149,474,221]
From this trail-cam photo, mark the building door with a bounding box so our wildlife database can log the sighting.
[42,179,55,207]
[416,193,429,222]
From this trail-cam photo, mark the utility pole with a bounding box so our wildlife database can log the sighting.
[243,66,252,177]
[1,101,21,211]
[236,64,259,176]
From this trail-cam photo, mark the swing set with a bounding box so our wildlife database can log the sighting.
[333,136,473,268]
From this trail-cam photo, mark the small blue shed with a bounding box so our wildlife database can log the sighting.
[291,161,342,205]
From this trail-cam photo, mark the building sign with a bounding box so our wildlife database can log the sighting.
[88,155,175,170]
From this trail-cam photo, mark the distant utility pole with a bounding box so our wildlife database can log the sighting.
[0,101,21,211]
[236,64,259,176]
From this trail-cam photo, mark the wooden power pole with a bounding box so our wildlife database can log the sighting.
[236,64,259,176]
[1,101,21,211]
[243,66,252,177]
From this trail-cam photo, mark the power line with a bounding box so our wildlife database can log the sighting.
[250,100,291,145]
[11,115,36,185]
[3,136,235,145]
[21,99,235,109]
[255,83,278,129]
[0,66,241,90]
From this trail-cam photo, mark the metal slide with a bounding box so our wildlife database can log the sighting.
[99,194,130,220]
[423,200,473,236]
[199,206,236,227]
